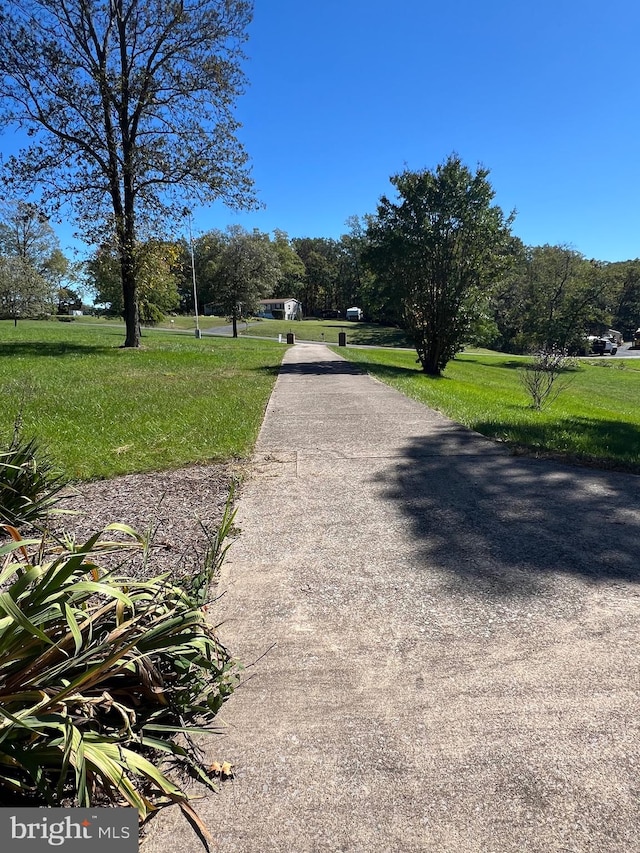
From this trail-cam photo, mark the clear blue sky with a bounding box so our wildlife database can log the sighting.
[201,0,640,262]
[5,0,640,262]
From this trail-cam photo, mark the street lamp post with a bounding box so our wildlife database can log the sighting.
[184,209,201,339]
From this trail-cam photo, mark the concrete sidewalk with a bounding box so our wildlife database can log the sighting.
[146,343,640,853]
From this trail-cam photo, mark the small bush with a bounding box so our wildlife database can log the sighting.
[0,519,240,831]
[519,349,575,411]
[139,301,165,326]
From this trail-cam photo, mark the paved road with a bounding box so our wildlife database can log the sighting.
[608,343,640,358]
[145,343,640,853]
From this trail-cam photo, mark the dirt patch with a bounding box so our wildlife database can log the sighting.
[52,462,243,582]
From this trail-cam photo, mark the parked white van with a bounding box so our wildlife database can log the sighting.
[345,307,363,321]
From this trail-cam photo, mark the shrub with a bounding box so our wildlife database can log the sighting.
[0,434,66,528]
[139,301,165,326]
[519,348,575,411]
[0,513,240,835]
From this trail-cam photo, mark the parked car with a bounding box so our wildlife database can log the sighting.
[591,336,618,355]
[631,328,640,349]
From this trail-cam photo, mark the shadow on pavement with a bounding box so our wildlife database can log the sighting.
[277,358,365,376]
[375,428,640,599]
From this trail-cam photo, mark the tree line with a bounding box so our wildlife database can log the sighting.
[85,224,365,325]
[82,182,640,373]
[0,3,638,372]
[3,176,640,373]
[0,201,80,323]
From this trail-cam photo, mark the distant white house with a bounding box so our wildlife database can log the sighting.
[345,306,363,321]
[258,298,303,320]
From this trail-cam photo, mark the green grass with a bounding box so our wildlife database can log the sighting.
[75,314,411,345]
[6,319,639,480]
[241,317,411,347]
[72,314,229,331]
[0,320,284,480]
[341,347,640,471]
[154,314,229,331]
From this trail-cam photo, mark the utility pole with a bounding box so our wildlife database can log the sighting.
[184,209,201,338]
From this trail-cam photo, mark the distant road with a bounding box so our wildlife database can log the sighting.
[76,320,640,357]
[610,343,640,359]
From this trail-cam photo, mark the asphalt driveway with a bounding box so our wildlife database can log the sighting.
[144,343,640,853]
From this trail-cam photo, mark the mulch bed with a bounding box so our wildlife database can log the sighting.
[51,462,242,583]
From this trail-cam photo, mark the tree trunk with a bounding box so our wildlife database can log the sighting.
[120,246,140,347]
[417,334,443,376]
[119,185,140,348]
[422,360,441,376]
[232,310,238,338]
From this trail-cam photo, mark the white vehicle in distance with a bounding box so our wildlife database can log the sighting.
[590,335,618,355]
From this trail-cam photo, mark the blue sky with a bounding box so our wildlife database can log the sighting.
[203,0,640,262]
[4,0,640,262]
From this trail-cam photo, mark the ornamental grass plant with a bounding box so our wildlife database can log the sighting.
[0,436,241,842]
[0,431,65,527]
[0,521,239,835]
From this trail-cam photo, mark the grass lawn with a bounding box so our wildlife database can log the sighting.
[341,347,640,472]
[5,318,638,481]
[75,314,410,345]
[73,314,229,331]
[241,317,411,348]
[153,314,229,331]
[0,320,284,481]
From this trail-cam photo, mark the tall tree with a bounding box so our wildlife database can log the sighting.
[495,245,608,353]
[0,200,69,321]
[212,226,281,337]
[365,155,514,375]
[0,202,59,269]
[85,245,123,314]
[87,239,180,323]
[271,230,306,301]
[136,240,181,323]
[349,214,403,325]
[0,256,53,323]
[607,260,640,340]
[291,237,340,316]
[338,215,377,317]
[0,0,255,348]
